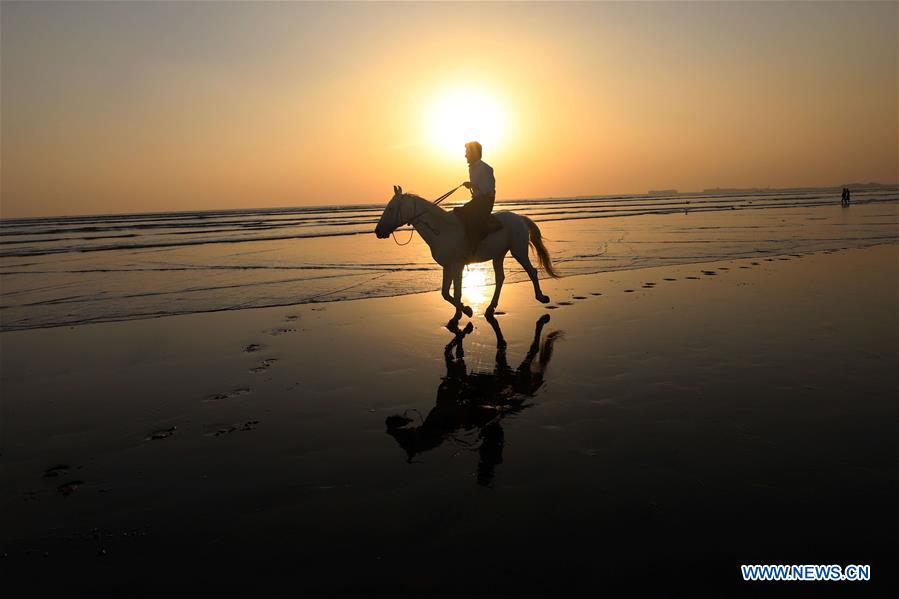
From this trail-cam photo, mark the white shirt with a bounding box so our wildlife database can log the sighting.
[468,159,496,198]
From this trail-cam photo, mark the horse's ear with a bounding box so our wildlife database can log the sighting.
[393,185,399,195]
[397,185,403,195]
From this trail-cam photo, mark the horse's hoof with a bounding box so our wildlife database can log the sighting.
[462,305,473,318]
[538,314,551,325]
[485,305,495,317]
[463,322,474,334]
[537,295,550,304]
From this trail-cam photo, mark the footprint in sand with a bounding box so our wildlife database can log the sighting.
[779,257,791,261]
[642,285,654,289]
[591,292,602,296]
[268,327,296,336]
[243,343,263,353]
[493,311,506,315]
[546,305,559,309]
[663,278,677,281]
[701,271,717,276]
[284,314,299,322]
[739,266,750,269]
[205,388,251,402]
[718,267,729,271]
[573,296,587,300]
[43,464,72,478]
[146,426,177,441]
[686,276,700,280]
[57,480,85,497]
[250,358,278,374]
[209,420,260,437]
[558,301,573,306]
[765,258,775,262]
[624,289,635,293]
[751,262,760,265]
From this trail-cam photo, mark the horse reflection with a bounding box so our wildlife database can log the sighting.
[385,314,563,486]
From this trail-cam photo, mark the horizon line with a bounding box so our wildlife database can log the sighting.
[1,182,896,223]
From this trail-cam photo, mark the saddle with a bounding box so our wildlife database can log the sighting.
[452,205,503,243]
[482,214,504,236]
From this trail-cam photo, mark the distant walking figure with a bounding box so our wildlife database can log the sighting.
[841,187,851,206]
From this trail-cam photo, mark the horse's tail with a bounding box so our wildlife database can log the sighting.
[524,217,561,279]
[539,330,565,369]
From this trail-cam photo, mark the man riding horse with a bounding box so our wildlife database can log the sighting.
[456,141,503,259]
[373,142,559,321]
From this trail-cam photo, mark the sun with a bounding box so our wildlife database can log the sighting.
[426,88,507,157]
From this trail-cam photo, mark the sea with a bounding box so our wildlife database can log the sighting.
[1,187,896,331]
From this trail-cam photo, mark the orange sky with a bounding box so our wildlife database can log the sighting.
[1,1,896,218]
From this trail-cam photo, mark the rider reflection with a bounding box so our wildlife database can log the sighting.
[385,314,564,486]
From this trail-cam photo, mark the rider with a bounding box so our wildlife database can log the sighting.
[454,141,498,259]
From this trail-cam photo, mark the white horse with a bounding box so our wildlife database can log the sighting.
[374,185,560,321]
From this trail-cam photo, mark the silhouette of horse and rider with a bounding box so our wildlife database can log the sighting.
[375,141,561,323]
[384,314,564,486]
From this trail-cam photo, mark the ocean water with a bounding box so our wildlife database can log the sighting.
[1,187,896,331]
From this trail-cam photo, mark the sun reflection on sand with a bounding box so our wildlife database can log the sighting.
[462,264,493,311]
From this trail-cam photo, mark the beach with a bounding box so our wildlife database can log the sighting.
[1,243,896,595]
[3,0,897,594]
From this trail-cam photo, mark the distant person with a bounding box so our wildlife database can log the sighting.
[455,141,501,258]
[841,187,852,206]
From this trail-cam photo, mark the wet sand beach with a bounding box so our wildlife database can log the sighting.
[1,244,896,596]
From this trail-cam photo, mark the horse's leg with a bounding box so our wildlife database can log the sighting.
[448,267,463,324]
[485,312,507,351]
[486,254,506,316]
[450,266,473,321]
[519,313,550,372]
[441,266,455,309]
[511,241,550,304]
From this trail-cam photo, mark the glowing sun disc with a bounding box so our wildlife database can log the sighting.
[427,88,506,156]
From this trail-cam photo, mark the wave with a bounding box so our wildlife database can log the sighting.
[1,189,895,259]
[1,187,896,332]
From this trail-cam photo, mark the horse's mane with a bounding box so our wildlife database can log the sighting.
[403,193,453,221]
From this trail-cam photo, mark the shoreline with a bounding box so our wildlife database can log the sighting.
[2,240,896,334]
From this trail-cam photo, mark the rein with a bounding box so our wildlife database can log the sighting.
[391,184,464,246]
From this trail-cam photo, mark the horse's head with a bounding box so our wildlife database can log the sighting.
[374,185,404,239]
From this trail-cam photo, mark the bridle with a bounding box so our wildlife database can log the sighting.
[390,184,464,246]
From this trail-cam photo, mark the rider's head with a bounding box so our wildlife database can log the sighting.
[465,141,482,165]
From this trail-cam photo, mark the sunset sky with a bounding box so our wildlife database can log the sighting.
[2,1,896,218]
